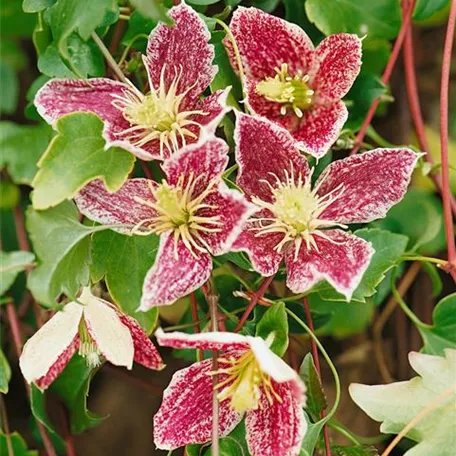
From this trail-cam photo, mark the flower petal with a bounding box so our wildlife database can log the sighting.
[226,7,314,83]
[309,33,362,104]
[154,359,243,449]
[235,112,310,202]
[197,183,257,256]
[75,178,156,233]
[245,381,307,456]
[145,3,216,106]
[140,233,212,309]
[19,302,82,387]
[293,101,348,158]
[83,292,134,369]
[163,136,229,196]
[155,327,250,351]
[115,312,165,370]
[316,148,420,224]
[285,230,374,301]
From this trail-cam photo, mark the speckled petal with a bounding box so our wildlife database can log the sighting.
[285,230,374,302]
[153,359,243,449]
[293,101,348,158]
[140,233,212,309]
[75,178,157,233]
[145,3,216,107]
[19,302,82,388]
[235,113,310,202]
[245,381,307,456]
[309,33,362,104]
[316,148,420,224]
[155,327,250,351]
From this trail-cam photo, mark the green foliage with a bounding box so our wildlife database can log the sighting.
[90,230,160,333]
[23,0,56,13]
[332,446,379,456]
[255,302,289,355]
[0,181,20,210]
[129,0,171,25]
[205,421,249,455]
[300,413,326,456]
[0,431,38,456]
[305,0,402,40]
[300,354,327,422]
[1,0,37,37]
[32,113,135,210]
[0,251,35,295]
[0,348,12,393]
[413,0,449,21]
[122,11,157,51]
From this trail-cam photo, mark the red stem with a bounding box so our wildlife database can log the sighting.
[190,292,201,333]
[6,302,23,358]
[351,0,416,154]
[13,206,30,251]
[303,298,331,456]
[234,275,274,332]
[440,0,456,281]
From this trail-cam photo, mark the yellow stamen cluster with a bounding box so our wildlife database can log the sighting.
[256,63,314,117]
[132,173,222,258]
[213,350,282,412]
[78,320,101,368]
[250,166,346,259]
[112,65,206,158]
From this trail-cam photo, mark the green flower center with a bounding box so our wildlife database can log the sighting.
[256,63,314,117]
[78,320,101,368]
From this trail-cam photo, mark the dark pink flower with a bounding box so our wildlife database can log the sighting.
[75,136,256,308]
[35,4,229,161]
[19,288,164,391]
[233,113,420,300]
[153,328,307,455]
[225,7,362,158]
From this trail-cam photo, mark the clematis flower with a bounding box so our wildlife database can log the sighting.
[225,7,362,158]
[153,328,307,455]
[19,288,164,391]
[74,136,256,309]
[233,113,420,300]
[34,3,229,161]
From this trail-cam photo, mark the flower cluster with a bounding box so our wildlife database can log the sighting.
[21,3,422,455]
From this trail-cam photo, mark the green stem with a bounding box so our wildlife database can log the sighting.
[118,34,149,67]
[366,126,397,148]
[328,422,361,446]
[401,255,449,267]
[329,420,389,445]
[285,308,341,422]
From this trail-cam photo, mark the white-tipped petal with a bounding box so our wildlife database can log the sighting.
[20,302,82,384]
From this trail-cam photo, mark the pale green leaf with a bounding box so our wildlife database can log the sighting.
[413,0,449,21]
[129,0,171,25]
[0,348,11,393]
[255,302,289,356]
[0,251,35,295]
[300,353,327,422]
[23,0,55,13]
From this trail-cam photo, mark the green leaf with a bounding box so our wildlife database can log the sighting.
[283,0,325,43]
[0,60,18,114]
[315,228,409,303]
[23,0,55,13]
[0,180,20,209]
[90,230,160,333]
[129,0,171,25]
[32,113,135,210]
[26,201,103,307]
[419,293,456,356]
[204,421,249,455]
[300,353,327,422]
[350,349,456,456]
[188,0,221,5]
[0,348,11,393]
[0,122,53,185]
[1,0,37,37]
[0,431,38,456]
[300,413,325,455]
[51,355,104,433]
[305,0,402,40]
[0,39,28,71]
[122,10,157,51]
[332,445,379,456]
[0,251,35,295]
[255,302,289,356]
[413,0,449,21]
[214,251,253,271]
[361,39,391,75]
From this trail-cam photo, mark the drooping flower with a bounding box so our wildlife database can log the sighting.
[153,328,307,456]
[75,136,256,309]
[233,113,420,300]
[225,7,362,158]
[19,288,164,391]
[34,3,229,161]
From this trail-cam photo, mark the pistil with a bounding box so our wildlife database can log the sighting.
[78,320,102,368]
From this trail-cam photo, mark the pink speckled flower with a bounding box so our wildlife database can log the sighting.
[34,3,229,161]
[19,288,164,391]
[153,328,306,455]
[75,136,256,309]
[233,113,420,300]
[225,7,362,158]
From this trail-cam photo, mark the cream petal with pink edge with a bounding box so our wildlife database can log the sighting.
[309,33,362,105]
[235,113,310,202]
[19,302,83,386]
[153,359,243,449]
[75,178,157,234]
[316,148,420,224]
[140,233,212,309]
[225,7,314,82]
[155,327,250,351]
[245,381,307,456]
[82,290,134,369]
[285,229,375,301]
[145,3,216,107]
[293,101,348,158]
